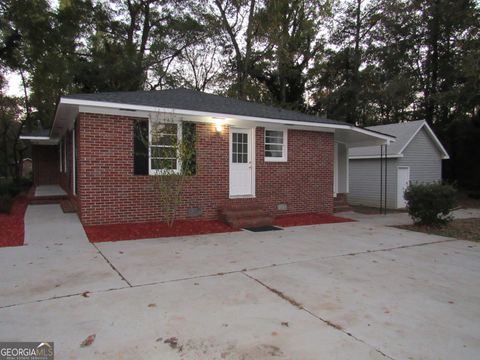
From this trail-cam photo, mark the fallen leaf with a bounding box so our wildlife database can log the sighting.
[80,334,96,347]
[148,303,157,308]
[164,337,178,349]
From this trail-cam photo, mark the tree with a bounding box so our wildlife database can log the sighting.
[312,0,385,124]
[74,0,205,92]
[211,0,260,99]
[251,0,331,109]
[173,39,222,91]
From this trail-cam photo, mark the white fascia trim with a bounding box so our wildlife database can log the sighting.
[398,121,450,160]
[20,136,51,140]
[349,154,403,160]
[60,97,396,143]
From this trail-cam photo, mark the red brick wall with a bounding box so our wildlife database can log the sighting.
[254,127,333,215]
[78,112,333,226]
[32,145,60,185]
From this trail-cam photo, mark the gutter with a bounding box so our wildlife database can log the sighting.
[58,97,396,144]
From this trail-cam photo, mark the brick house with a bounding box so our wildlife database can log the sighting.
[21,89,394,227]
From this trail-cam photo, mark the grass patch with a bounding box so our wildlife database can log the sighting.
[398,218,480,242]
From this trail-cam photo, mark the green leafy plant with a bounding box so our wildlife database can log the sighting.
[0,193,13,213]
[137,113,197,228]
[404,182,457,226]
[0,177,32,213]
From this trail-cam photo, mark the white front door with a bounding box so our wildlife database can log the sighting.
[229,128,255,197]
[397,166,410,208]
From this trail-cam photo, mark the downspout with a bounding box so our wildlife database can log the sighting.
[380,145,383,214]
[384,144,387,215]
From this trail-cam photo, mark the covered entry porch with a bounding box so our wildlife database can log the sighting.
[21,130,78,212]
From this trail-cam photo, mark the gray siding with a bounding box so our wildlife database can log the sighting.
[398,127,442,183]
[348,127,444,209]
[348,158,398,209]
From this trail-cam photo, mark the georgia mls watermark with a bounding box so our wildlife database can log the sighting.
[0,342,54,360]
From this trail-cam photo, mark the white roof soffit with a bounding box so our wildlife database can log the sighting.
[19,135,59,145]
[55,97,395,144]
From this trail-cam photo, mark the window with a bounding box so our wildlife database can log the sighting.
[265,129,287,162]
[232,132,248,163]
[149,122,181,174]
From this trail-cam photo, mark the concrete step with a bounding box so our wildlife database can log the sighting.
[227,215,275,229]
[334,205,352,213]
[219,205,274,229]
[221,208,267,221]
[60,199,76,213]
[29,195,68,205]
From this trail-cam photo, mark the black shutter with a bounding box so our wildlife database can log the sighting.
[182,122,196,175]
[133,119,149,175]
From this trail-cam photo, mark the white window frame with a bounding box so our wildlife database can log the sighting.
[148,120,182,175]
[264,128,288,162]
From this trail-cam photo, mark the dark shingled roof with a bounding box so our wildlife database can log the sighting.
[64,88,349,126]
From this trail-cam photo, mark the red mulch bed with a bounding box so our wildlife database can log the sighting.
[85,220,240,243]
[0,196,29,247]
[274,212,354,227]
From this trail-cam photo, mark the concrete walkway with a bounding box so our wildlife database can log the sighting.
[338,207,480,226]
[1,204,479,359]
[0,205,125,307]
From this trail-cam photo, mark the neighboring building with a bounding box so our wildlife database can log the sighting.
[21,88,393,227]
[348,120,449,209]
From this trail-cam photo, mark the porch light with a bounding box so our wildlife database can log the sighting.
[213,118,225,133]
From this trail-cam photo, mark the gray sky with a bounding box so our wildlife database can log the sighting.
[5,72,22,97]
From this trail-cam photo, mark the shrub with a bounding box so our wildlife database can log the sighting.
[0,179,12,196]
[0,194,13,213]
[404,182,457,226]
[17,177,33,189]
[0,177,32,210]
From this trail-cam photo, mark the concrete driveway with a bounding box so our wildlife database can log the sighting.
[0,205,479,359]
